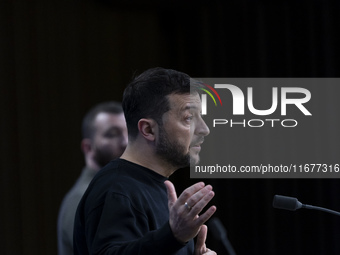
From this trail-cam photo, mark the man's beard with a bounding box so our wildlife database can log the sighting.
[155,127,192,169]
[93,147,116,168]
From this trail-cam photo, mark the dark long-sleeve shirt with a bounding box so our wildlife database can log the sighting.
[74,159,194,255]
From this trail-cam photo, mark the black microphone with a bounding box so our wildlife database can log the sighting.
[272,195,302,211]
[273,195,340,216]
[208,217,237,255]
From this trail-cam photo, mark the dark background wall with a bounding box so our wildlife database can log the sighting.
[1,0,340,254]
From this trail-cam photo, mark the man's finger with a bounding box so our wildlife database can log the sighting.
[177,182,205,205]
[196,225,207,254]
[189,190,215,217]
[196,206,217,226]
[164,180,177,208]
[186,185,212,210]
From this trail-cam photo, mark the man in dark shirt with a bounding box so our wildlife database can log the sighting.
[74,68,217,254]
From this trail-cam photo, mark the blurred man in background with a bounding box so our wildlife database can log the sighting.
[57,101,128,255]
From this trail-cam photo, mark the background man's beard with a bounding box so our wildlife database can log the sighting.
[155,127,192,168]
[93,148,115,168]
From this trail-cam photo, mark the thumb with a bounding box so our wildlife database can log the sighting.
[196,225,208,254]
[164,180,177,209]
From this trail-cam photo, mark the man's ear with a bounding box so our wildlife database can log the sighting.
[138,118,157,141]
[81,138,92,154]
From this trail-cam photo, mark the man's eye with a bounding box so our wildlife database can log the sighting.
[105,133,119,138]
[185,116,193,122]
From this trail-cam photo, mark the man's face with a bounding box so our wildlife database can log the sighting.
[92,112,128,168]
[156,93,210,168]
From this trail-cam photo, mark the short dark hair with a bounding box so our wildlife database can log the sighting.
[82,101,123,139]
[122,67,199,140]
